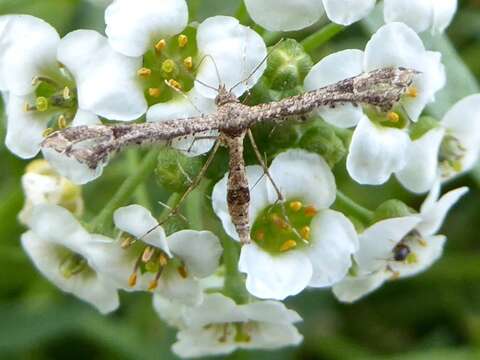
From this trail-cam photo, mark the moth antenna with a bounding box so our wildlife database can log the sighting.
[195,54,222,89]
[164,80,204,116]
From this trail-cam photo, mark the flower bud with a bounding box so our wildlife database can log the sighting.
[372,200,414,223]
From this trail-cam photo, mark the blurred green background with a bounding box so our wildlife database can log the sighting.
[1,0,480,359]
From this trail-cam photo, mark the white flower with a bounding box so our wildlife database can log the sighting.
[244,0,376,31]
[333,183,468,303]
[21,204,119,314]
[213,149,358,300]
[304,23,446,185]
[87,204,223,306]
[0,15,144,159]
[105,0,267,156]
[397,94,480,193]
[164,293,302,358]
[384,0,458,34]
[18,159,84,225]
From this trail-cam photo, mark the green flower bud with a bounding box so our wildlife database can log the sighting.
[155,148,203,193]
[372,199,415,223]
[298,121,347,167]
[410,116,439,140]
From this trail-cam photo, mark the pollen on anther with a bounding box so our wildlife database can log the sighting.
[255,229,265,242]
[167,79,182,91]
[304,206,318,217]
[128,273,138,287]
[148,87,161,98]
[148,280,158,291]
[300,226,311,240]
[387,111,400,123]
[137,67,152,78]
[42,128,54,138]
[183,56,193,70]
[121,236,134,249]
[289,201,303,212]
[154,39,167,53]
[406,86,418,98]
[57,115,67,129]
[158,253,169,267]
[62,87,71,100]
[178,34,188,48]
[280,239,297,252]
[177,265,188,278]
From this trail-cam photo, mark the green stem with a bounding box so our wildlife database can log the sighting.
[126,150,152,209]
[301,23,345,53]
[221,234,249,304]
[334,190,374,225]
[159,192,181,221]
[89,149,159,234]
[235,1,251,26]
[184,184,205,231]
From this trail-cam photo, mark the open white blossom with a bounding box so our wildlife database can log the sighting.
[162,293,303,358]
[304,22,445,185]
[0,15,144,159]
[213,149,358,300]
[333,183,468,303]
[21,204,119,314]
[87,204,223,306]
[397,94,480,193]
[384,0,458,34]
[19,159,83,225]
[105,0,267,156]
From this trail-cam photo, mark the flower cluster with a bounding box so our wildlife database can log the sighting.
[1,0,478,358]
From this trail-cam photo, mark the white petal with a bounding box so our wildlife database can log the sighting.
[432,0,457,34]
[396,127,445,194]
[441,94,480,174]
[244,0,324,32]
[173,328,237,358]
[195,16,267,98]
[167,230,222,278]
[241,301,302,324]
[383,0,433,33]
[157,267,203,306]
[0,15,60,95]
[58,30,147,121]
[42,147,105,185]
[71,109,101,126]
[332,271,388,303]
[105,0,188,57]
[304,49,365,128]
[323,0,375,26]
[354,216,421,273]
[153,295,188,329]
[307,210,359,287]
[267,149,336,209]
[243,322,303,350]
[22,231,119,314]
[5,94,49,158]
[418,186,468,236]
[347,116,411,185]
[212,165,269,241]
[239,243,313,300]
[113,205,170,255]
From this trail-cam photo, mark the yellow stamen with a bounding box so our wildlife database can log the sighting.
[128,273,138,287]
[142,246,155,262]
[255,229,265,242]
[161,59,176,74]
[35,97,49,112]
[387,111,400,123]
[300,226,311,240]
[177,265,188,278]
[167,79,182,91]
[154,39,167,53]
[178,34,188,48]
[418,238,428,247]
[57,115,67,129]
[137,67,152,78]
[183,56,193,70]
[304,206,318,217]
[280,239,297,252]
[406,86,418,98]
[148,280,158,291]
[270,214,290,230]
[389,271,400,280]
[63,87,71,100]
[148,87,162,98]
[406,252,418,265]
[42,128,54,138]
[289,201,303,212]
[159,253,169,267]
[121,236,134,249]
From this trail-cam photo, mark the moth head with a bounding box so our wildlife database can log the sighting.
[214,85,239,106]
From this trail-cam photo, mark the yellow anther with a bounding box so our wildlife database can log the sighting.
[154,39,167,53]
[280,240,297,252]
[128,273,138,287]
[148,87,162,98]
[270,213,289,230]
[42,128,55,138]
[159,253,169,267]
[418,238,428,247]
[289,201,303,212]
[148,280,159,291]
[137,67,152,78]
[183,56,193,70]
[161,59,176,74]
[406,86,418,98]
[167,79,182,91]
[300,226,311,240]
[255,229,265,242]
[177,265,188,279]
[57,115,67,129]
[304,206,318,217]
[389,271,400,280]
[387,111,400,123]
[406,253,418,265]
[35,97,49,112]
[121,236,134,249]
[178,34,188,48]
[24,102,33,112]
[142,246,155,262]
[63,86,71,100]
